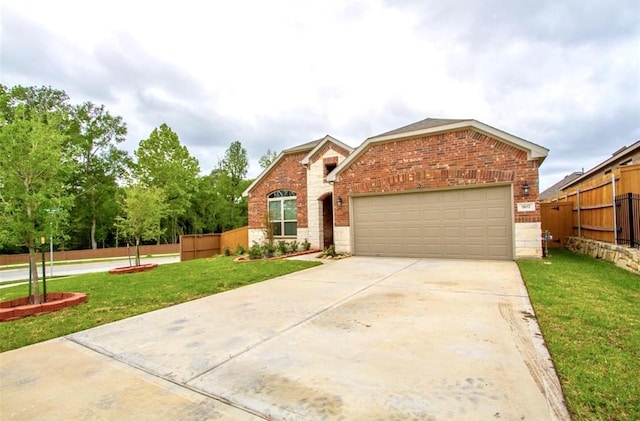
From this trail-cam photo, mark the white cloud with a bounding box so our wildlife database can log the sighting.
[2,0,639,186]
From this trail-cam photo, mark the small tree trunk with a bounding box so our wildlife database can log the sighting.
[29,246,41,304]
[135,237,141,266]
[91,218,97,250]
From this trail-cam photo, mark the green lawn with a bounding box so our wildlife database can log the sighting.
[518,249,640,421]
[0,256,320,352]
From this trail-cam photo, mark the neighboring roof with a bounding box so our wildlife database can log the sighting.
[559,140,640,190]
[539,172,583,200]
[327,118,549,182]
[300,135,354,165]
[242,136,348,196]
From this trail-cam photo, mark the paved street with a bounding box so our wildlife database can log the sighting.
[0,256,180,285]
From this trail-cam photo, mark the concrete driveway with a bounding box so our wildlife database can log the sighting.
[1,257,569,420]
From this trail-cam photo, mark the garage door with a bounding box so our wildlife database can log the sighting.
[352,185,513,260]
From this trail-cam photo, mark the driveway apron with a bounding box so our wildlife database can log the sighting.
[0,257,569,420]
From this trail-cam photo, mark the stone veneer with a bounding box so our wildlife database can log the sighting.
[565,236,640,275]
[306,149,348,249]
[515,222,543,258]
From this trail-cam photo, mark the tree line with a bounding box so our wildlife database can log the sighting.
[0,84,259,257]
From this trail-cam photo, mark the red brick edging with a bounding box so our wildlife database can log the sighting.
[108,263,158,274]
[234,249,322,262]
[0,292,87,322]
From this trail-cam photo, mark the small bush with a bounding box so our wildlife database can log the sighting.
[290,241,299,253]
[248,243,263,259]
[277,240,289,255]
[235,244,246,255]
[302,238,311,251]
[223,246,232,256]
[262,242,276,258]
[324,244,337,257]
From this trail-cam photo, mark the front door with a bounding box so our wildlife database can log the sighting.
[322,194,334,249]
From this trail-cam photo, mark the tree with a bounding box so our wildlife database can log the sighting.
[0,84,70,120]
[259,148,278,169]
[68,101,129,249]
[114,185,168,266]
[0,104,75,304]
[219,141,250,229]
[135,124,200,243]
[222,140,248,185]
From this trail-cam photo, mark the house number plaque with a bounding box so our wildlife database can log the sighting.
[517,202,536,212]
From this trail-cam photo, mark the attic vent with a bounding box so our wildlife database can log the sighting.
[324,162,337,176]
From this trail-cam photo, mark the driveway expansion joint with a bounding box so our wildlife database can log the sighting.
[184,259,422,384]
[63,336,270,420]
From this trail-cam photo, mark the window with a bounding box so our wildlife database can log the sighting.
[268,190,297,236]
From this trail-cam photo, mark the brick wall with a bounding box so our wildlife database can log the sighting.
[333,130,541,226]
[247,152,309,229]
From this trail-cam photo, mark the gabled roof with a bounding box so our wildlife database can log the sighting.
[373,118,467,138]
[242,135,348,196]
[539,172,583,200]
[282,139,322,153]
[559,140,640,190]
[300,135,354,165]
[327,118,549,182]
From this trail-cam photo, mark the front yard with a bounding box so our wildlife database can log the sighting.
[0,256,320,353]
[518,249,639,421]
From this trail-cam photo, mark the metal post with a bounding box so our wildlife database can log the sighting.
[577,189,581,237]
[628,192,635,248]
[612,174,617,245]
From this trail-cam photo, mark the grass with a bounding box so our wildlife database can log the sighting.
[0,256,320,353]
[518,249,640,421]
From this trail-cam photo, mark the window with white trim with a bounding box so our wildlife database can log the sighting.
[268,190,297,236]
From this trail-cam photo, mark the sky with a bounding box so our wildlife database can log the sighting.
[1,0,639,190]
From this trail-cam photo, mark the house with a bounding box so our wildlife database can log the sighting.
[539,172,583,201]
[556,140,640,192]
[243,118,549,260]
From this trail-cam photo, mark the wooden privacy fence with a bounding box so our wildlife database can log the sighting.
[542,164,640,246]
[0,244,180,266]
[220,226,249,252]
[180,226,249,261]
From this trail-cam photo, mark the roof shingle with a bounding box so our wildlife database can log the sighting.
[371,118,469,139]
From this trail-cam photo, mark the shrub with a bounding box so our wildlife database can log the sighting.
[302,238,311,251]
[290,240,299,253]
[324,244,336,257]
[248,243,263,260]
[277,240,289,255]
[235,244,246,255]
[223,246,232,256]
[262,242,276,258]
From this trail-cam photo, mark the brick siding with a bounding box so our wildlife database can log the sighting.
[247,152,309,229]
[333,129,541,226]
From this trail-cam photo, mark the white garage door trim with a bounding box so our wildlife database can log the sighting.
[351,184,514,260]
